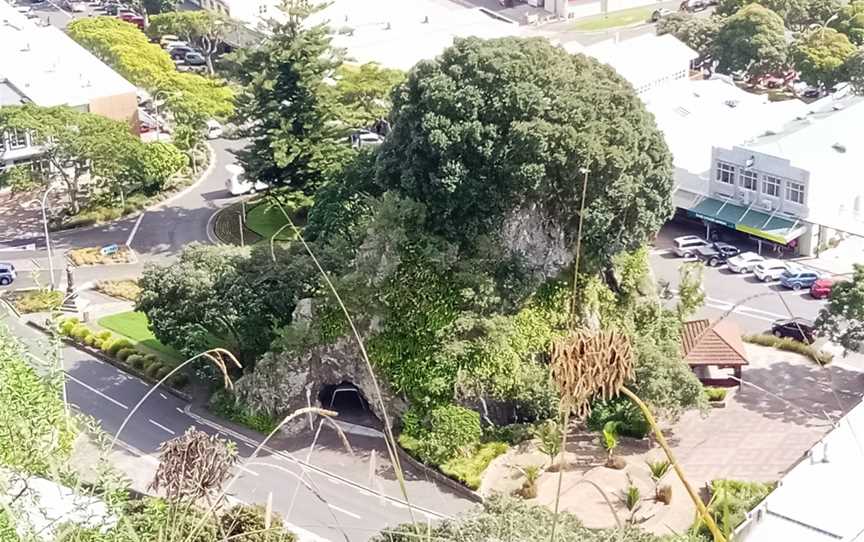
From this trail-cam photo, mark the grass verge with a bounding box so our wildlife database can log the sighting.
[209,390,279,434]
[744,333,833,365]
[245,194,310,242]
[98,311,182,364]
[6,289,63,314]
[94,279,141,302]
[569,6,655,31]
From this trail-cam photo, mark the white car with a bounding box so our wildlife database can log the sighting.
[205,119,223,140]
[70,2,87,12]
[753,260,798,282]
[672,235,709,258]
[726,251,765,273]
[225,164,269,196]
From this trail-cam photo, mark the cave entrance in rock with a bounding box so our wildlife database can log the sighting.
[318,381,377,427]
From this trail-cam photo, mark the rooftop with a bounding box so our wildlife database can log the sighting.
[681,319,748,367]
[0,0,136,108]
[741,397,864,541]
[218,0,523,70]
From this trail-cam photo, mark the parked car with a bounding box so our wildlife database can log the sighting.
[810,277,840,299]
[159,34,181,48]
[0,263,16,286]
[753,259,795,282]
[348,129,384,149]
[205,119,223,140]
[184,52,206,66]
[771,317,815,344]
[225,164,268,196]
[727,251,765,273]
[650,7,673,21]
[103,3,119,15]
[780,269,821,290]
[693,242,740,267]
[70,2,87,12]
[170,46,197,61]
[672,235,709,258]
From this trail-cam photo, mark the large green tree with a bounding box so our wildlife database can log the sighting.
[374,36,674,267]
[232,3,352,192]
[0,105,138,214]
[332,63,405,127]
[816,264,864,353]
[136,243,312,368]
[147,11,235,74]
[791,28,856,87]
[846,47,864,93]
[712,4,789,78]
[716,0,838,28]
[833,0,864,45]
[656,13,723,59]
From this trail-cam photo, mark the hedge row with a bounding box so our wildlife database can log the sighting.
[57,317,189,388]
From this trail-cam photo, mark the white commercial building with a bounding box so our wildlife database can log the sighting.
[0,0,138,170]
[191,0,524,70]
[737,398,864,541]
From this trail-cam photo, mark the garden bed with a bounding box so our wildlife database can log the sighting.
[704,386,729,409]
[67,246,136,267]
[56,316,189,391]
[3,288,63,314]
[744,334,833,365]
[94,279,141,302]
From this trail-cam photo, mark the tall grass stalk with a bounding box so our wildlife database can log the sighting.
[270,195,418,525]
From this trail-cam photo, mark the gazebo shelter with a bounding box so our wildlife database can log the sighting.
[681,319,748,385]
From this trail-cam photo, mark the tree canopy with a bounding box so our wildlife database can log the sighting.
[816,264,864,353]
[656,13,723,59]
[791,28,857,87]
[715,0,838,28]
[375,36,674,267]
[832,0,864,45]
[147,10,235,74]
[332,63,405,127]
[232,4,352,192]
[712,4,789,77]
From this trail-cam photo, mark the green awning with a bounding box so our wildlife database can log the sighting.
[687,197,805,245]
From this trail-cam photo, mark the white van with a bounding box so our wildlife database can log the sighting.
[205,120,223,140]
[225,164,269,196]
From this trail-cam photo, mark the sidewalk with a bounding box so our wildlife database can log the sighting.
[794,235,864,276]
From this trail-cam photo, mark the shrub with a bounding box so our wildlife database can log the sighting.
[704,387,727,402]
[67,246,134,266]
[11,289,63,314]
[696,479,776,538]
[59,317,79,335]
[170,373,190,388]
[440,441,509,489]
[143,354,158,365]
[130,355,147,370]
[409,405,483,465]
[146,362,162,378]
[71,325,93,342]
[155,366,171,380]
[116,348,136,362]
[209,391,279,434]
[484,422,536,446]
[106,338,133,356]
[96,330,113,341]
[93,338,104,350]
[744,334,833,365]
[587,397,649,438]
[84,334,97,347]
[220,504,296,542]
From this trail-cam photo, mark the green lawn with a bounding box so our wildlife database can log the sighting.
[569,6,655,31]
[98,311,183,364]
[245,200,297,242]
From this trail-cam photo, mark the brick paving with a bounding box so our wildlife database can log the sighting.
[668,343,864,485]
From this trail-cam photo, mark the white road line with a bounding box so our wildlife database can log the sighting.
[126,212,146,247]
[65,374,129,410]
[237,466,260,477]
[176,407,186,415]
[148,419,176,435]
[159,393,168,400]
[328,504,361,520]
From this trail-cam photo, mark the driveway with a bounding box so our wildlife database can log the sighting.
[669,343,864,484]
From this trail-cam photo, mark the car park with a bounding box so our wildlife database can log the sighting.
[672,235,709,258]
[753,259,795,282]
[771,317,815,343]
[810,277,839,299]
[727,251,765,273]
[693,242,740,267]
[779,269,821,290]
[0,263,16,286]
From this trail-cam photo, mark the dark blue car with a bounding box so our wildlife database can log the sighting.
[779,269,820,290]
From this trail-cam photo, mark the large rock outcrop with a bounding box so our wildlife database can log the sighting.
[500,202,574,283]
[234,331,407,435]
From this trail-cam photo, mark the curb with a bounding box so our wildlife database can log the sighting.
[26,319,193,404]
[0,294,22,319]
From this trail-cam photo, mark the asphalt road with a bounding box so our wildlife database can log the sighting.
[650,221,827,335]
[0,308,475,541]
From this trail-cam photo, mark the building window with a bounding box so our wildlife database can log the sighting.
[763,175,781,197]
[716,162,736,185]
[740,170,758,191]
[786,181,805,204]
[6,129,27,150]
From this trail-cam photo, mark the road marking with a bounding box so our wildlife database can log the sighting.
[65,374,129,410]
[237,465,260,477]
[159,393,168,400]
[126,212,146,247]
[176,407,186,415]
[328,504,361,520]
[148,419,176,435]
[325,477,343,485]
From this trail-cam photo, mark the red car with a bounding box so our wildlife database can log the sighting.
[810,278,837,299]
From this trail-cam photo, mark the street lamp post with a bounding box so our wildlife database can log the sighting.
[40,184,57,291]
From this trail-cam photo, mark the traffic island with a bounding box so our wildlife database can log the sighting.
[67,245,137,267]
[211,202,262,246]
